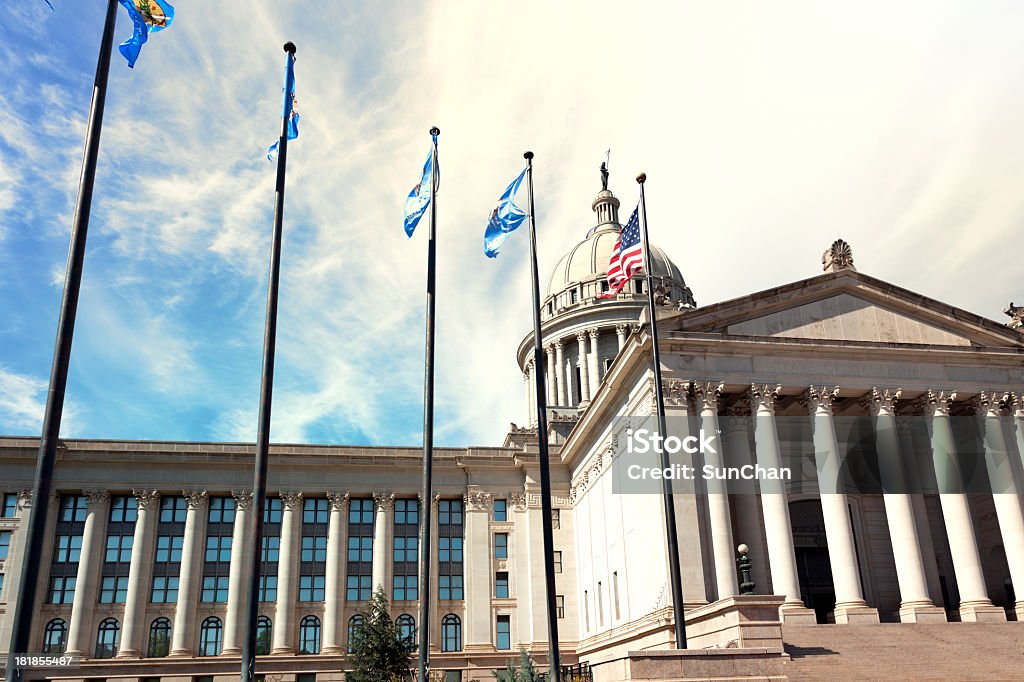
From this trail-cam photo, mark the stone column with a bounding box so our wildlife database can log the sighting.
[66,489,110,657]
[463,491,493,650]
[804,387,878,624]
[555,341,566,406]
[751,385,815,623]
[170,490,208,656]
[576,332,591,404]
[221,490,252,655]
[117,490,161,657]
[864,388,945,622]
[527,359,536,422]
[974,391,1024,619]
[271,491,302,655]
[371,492,394,594]
[693,382,738,599]
[919,391,1004,621]
[322,492,349,654]
[587,329,601,399]
[615,324,627,351]
[542,345,554,405]
[720,411,769,594]
[0,491,33,653]
[1012,393,1024,482]
[524,370,531,424]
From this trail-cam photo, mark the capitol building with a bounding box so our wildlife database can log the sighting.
[1,180,1024,681]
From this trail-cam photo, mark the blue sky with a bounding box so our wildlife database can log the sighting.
[1,2,1023,447]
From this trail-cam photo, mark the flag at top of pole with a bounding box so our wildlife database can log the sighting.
[483,167,528,257]
[267,50,299,161]
[117,0,175,68]
[404,131,439,237]
[600,204,643,297]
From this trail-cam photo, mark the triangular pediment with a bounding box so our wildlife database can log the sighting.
[671,270,1024,349]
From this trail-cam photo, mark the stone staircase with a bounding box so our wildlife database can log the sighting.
[782,623,1024,681]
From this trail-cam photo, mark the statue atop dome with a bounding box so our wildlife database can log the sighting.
[600,162,609,191]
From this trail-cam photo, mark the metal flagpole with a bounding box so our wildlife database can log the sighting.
[241,41,297,682]
[524,151,562,681]
[636,172,687,649]
[4,2,119,680]
[417,126,440,682]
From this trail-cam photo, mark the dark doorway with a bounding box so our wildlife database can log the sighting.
[790,499,837,624]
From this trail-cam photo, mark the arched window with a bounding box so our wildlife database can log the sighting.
[256,615,272,655]
[396,614,416,644]
[441,614,461,652]
[299,615,321,655]
[147,617,171,658]
[347,614,364,653]
[199,616,222,657]
[95,618,120,659]
[43,619,67,654]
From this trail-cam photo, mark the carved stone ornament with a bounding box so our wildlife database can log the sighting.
[1008,393,1024,419]
[17,489,33,510]
[822,238,855,273]
[84,489,111,507]
[971,391,1010,416]
[231,490,253,511]
[133,489,161,510]
[662,379,691,407]
[327,492,350,512]
[750,383,783,412]
[373,492,395,512]
[693,381,725,412]
[801,385,840,414]
[1003,302,1024,330]
[279,491,303,510]
[183,489,209,509]
[860,387,902,415]
[463,491,492,512]
[920,390,957,418]
[509,492,527,512]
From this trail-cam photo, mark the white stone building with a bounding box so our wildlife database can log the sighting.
[1,181,1023,681]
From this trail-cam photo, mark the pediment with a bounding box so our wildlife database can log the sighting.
[672,271,1024,349]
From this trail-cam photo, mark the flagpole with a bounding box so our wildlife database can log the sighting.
[636,173,687,649]
[524,151,563,681]
[4,2,119,680]
[241,41,297,682]
[417,126,440,682]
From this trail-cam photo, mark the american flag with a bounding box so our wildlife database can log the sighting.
[601,205,643,297]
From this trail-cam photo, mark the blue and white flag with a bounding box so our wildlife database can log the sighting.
[118,0,175,68]
[483,168,528,258]
[403,134,439,237]
[267,52,300,161]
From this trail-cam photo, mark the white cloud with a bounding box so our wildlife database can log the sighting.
[0,366,80,437]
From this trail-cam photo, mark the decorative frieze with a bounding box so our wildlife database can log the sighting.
[133,489,161,510]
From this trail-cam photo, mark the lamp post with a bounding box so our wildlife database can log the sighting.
[737,544,756,595]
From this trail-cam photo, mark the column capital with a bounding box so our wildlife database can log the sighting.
[800,385,840,414]
[860,387,902,415]
[750,383,783,412]
[230,490,253,511]
[662,378,692,407]
[588,327,600,340]
[464,491,492,512]
[544,344,554,356]
[1012,392,1024,419]
[279,491,303,509]
[17,489,33,510]
[327,491,350,512]
[615,323,628,334]
[133,489,161,510]
[182,489,209,509]
[693,381,725,411]
[83,489,110,507]
[373,491,395,511]
[575,330,588,343]
[432,493,442,510]
[509,492,527,512]
[554,339,563,351]
[970,391,1010,417]
[919,390,957,418]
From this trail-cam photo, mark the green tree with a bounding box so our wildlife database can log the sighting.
[347,587,416,682]
[493,649,543,682]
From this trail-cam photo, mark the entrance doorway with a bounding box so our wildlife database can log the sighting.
[790,499,837,624]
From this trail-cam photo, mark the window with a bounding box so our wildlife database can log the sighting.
[556,595,565,619]
[261,536,280,562]
[258,575,277,602]
[299,615,321,655]
[495,533,508,559]
[346,498,374,601]
[109,496,137,523]
[299,574,325,602]
[613,571,620,619]
[393,575,417,601]
[601,280,610,293]
[551,509,560,529]
[439,575,464,601]
[303,498,329,524]
[201,576,229,603]
[105,535,133,563]
[205,536,232,562]
[598,581,604,626]
[148,618,171,658]
[634,279,643,294]
[264,497,283,524]
[48,576,76,604]
[495,572,509,599]
[207,497,235,524]
[60,495,87,522]
[0,531,10,560]
[2,493,17,517]
[199,617,223,657]
[569,288,578,304]
[393,499,419,602]
[441,614,461,652]
[54,535,82,563]
[347,615,364,653]
[43,619,67,654]
[95,618,120,659]
[496,615,511,650]
[256,616,272,655]
[301,535,327,562]
[493,499,507,522]
[438,500,464,600]
[159,496,187,524]
[397,614,416,644]
[584,590,590,631]
[438,537,463,563]
[151,576,178,603]
[553,551,562,573]
[99,576,129,603]
[155,535,184,563]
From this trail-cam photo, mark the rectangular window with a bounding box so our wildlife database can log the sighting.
[60,495,87,523]
[2,493,17,517]
[569,289,578,304]
[108,495,138,523]
[54,535,82,563]
[205,535,232,563]
[597,581,604,627]
[159,496,187,524]
[494,533,508,559]
[551,509,560,529]
[0,530,10,561]
[301,535,327,562]
[601,280,610,293]
[438,499,464,600]
[99,576,129,603]
[201,575,229,603]
[151,576,179,603]
[553,550,562,573]
[556,594,565,619]
[492,499,507,522]
[392,574,418,601]
[207,497,236,524]
[438,575,464,601]
[496,615,511,650]
[634,279,643,294]
[48,576,76,604]
[392,498,419,602]
[156,535,184,563]
[261,536,280,562]
[303,497,329,524]
[105,535,133,563]
[258,575,277,602]
[299,574,325,602]
[346,498,374,601]
[584,590,590,631]
[264,497,283,524]
[613,571,620,619]
[495,572,509,599]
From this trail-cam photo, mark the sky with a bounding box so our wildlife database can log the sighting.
[0,1,1022,448]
